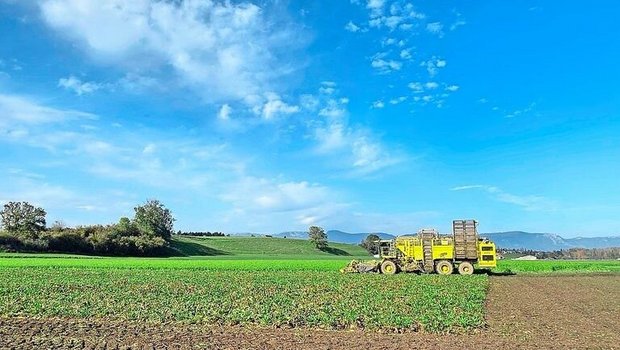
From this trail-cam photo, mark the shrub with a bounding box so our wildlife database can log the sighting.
[0,232,22,252]
[43,230,93,254]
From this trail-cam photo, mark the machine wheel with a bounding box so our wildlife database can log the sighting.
[380,260,398,275]
[435,260,454,275]
[458,261,474,275]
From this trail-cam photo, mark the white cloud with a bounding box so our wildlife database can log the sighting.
[0,93,96,126]
[253,93,300,120]
[39,0,304,102]
[451,185,556,211]
[503,102,537,119]
[420,57,446,77]
[425,82,439,89]
[0,92,402,231]
[314,120,347,152]
[383,15,404,29]
[450,19,466,31]
[451,185,486,191]
[216,174,357,230]
[300,94,319,111]
[358,1,425,31]
[218,104,232,120]
[319,86,336,95]
[371,58,402,73]
[408,82,424,93]
[142,143,157,154]
[400,48,412,60]
[58,76,102,95]
[312,93,402,175]
[118,73,162,93]
[382,38,397,46]
[313,121,402,175]
[445,85,459,92]
[426,22,444,37]
[389,96,407,104]
[222,177,331,213]
[350,135,401,174]
[366,0,385,18]
[318,99,347,119]
[345,21,361,32]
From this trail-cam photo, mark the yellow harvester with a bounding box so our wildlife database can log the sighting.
[343,219,497,275]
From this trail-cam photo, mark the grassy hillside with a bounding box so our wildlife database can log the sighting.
[169,235,370,259]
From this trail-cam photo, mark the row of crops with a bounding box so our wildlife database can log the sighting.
[0,267,487,332]
[1,256,618,272]
[494,259,620,273]
[0,257,617,332]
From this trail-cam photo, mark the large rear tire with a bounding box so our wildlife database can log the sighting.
[380,260,398,275]
[435,260,454,275]
[458,261,474,275]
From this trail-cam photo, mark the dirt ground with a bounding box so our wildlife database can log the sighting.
[1,274,619,350]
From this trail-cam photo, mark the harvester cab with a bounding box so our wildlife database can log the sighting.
[341,219,497,275]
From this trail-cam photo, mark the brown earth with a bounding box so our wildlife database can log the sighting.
[1,274,619,350]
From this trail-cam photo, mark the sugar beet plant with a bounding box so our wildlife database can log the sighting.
[0,267,488,333]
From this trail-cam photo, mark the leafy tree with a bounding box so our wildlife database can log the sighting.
[0,201,46,240]
[360,233,381,254]
[115,217,140,237]
[133,199,175,241]
[308,225,328,250]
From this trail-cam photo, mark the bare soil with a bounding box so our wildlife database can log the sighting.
[1,274,618,350]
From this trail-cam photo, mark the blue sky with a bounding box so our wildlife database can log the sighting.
[1,1,619,237]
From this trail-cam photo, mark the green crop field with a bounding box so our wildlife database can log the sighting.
[0,257,348,270]
[1,242,619,333]
[0,265,487,332]
[494,259,620,274]
[169,236,371,258]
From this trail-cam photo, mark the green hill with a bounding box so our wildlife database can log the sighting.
[170,236,371,259]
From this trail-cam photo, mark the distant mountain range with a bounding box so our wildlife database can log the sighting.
[269,230,620,251]
[482,231,620,251]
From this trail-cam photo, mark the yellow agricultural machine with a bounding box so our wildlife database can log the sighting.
[342,220,497,275]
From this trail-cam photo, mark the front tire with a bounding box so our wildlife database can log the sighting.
[458,261,474,275]
[435,260,454,275]
[380,260,398,275]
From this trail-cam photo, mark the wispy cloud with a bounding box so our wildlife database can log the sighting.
[0,93,96,126]
[345,21,363,32]
[504,102,537,118]
[389,96,407,105]
[253,93,300,120]
[420,57,447,77]
[371,52,403,73]
[451,185,557,211]
[39,0,306,103]
[426,22,444,37]
[407,81,458,108]
[58,76,103,95]
[310,84,403,175]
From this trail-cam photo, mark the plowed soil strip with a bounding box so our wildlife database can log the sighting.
[1,274,618,350]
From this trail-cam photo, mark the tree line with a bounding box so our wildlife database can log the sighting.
[175,231,227,237]
[0,201,339,256]
[500,248,620,260]
[0,200,175,256]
